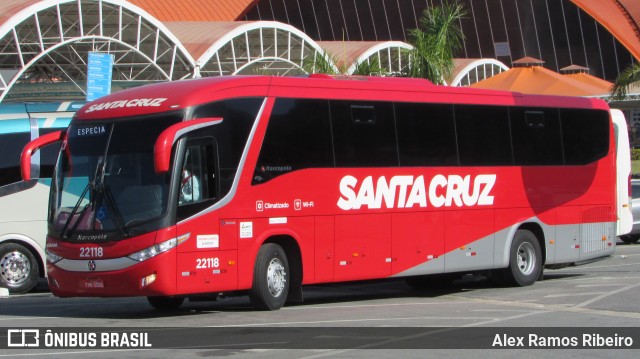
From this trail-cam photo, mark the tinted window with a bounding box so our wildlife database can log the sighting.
[455,105,512,166]
[511,108,564,165]
[331,100,398,167]
[632,184,640,199]
[177,136,219,221]
[561,109,609,165]
[395,103,458,166]
[253,98,333,184]
[194,98,263,194]
[0,132,30,188]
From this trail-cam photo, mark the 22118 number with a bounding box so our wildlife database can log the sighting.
[80,247,103,258]
[196,257,219,269]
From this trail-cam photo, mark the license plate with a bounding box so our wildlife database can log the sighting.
[81,279,104,289]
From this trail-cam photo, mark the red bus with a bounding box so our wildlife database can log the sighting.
[21,75,630,310]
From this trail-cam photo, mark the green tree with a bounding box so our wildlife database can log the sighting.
[611,63,640,101]
[406,1,467,84]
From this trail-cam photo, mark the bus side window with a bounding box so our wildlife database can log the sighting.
[253,98,333,184]
[178,138,217,207]
[395,102,457,166]
[561,108,609,165]
[0,130,31,190]
[511,108,564,166]
[455,105,512,166]
[331,100,398,167]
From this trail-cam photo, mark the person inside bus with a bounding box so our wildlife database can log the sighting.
[179,150,201,204]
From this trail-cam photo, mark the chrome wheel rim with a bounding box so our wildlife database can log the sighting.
[0,251,31,285]
[266,258,286,297]
[516,242,536,276]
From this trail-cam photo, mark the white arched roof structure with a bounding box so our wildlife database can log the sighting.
[0,0,195,102]
[349,41,412,75]
[165,21,336,77]
[315,41,412,75]
[448,58,509,87]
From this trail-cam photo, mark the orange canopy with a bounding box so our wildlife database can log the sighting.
[563,72,613,94]
[470,65,610,97]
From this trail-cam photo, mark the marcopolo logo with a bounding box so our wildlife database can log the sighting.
[337,174,496,211]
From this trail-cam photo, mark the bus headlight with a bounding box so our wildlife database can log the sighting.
[128,237,177,262]
[46,250,63,264]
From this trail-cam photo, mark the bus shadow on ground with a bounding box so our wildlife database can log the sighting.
[2,272,585,319]
[184,272,585,312]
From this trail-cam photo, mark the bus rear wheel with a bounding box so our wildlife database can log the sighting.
[501,230,542,287]
[0,243,39,294]
[250,243,289,310]
[147,296,185,311]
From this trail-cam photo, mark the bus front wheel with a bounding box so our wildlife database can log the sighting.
[0,243,39,294]
[501,230,542,287]
[250,243,289,310]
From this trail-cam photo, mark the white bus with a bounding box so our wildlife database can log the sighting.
[0,102,82,293]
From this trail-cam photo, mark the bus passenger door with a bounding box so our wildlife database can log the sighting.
[175,138,238,294]
[334,214,392,281]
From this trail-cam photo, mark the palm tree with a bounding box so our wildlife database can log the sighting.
[302,48,385,76]
[406,1,467,84]
[302,50,340,75]
[611,63,640,101]
[351,56,384,76]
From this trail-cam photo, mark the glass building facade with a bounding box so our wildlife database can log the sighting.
[244,0,636,81]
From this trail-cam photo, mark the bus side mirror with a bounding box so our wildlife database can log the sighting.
[21,130,66,181]
[154,117,223,174]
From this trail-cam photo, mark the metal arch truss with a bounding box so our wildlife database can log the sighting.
[607,94,640,102]
[346,42,413,76]
[449,59,510,87]
[0,0,195,103]
[235,57,306,76]
[198,22,333,77]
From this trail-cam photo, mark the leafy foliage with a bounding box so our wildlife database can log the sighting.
[611,63,640,101]
[302,50,340,75]
[303,49,385,76]
[406,1,467,84]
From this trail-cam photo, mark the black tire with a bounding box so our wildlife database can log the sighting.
[147,296,185,311]
[250,243,289,310]
[0,243,40,294]
[620,235,640,245]
[500,230,542,287]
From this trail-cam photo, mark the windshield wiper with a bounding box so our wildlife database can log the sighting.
[59,159,128,240]
[59,183,91,240]
[99,183,128,238]
[60,158,105,239]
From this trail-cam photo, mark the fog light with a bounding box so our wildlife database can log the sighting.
[141,273,157,288]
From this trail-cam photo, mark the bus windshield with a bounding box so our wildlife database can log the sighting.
[50,115,181,242]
